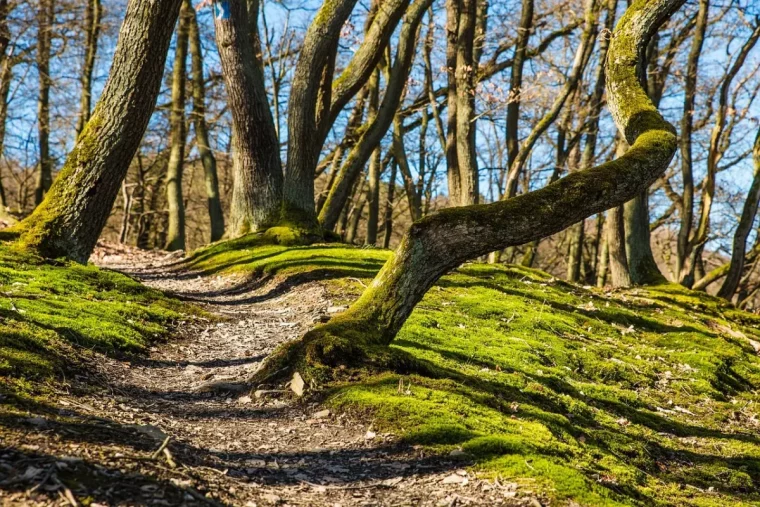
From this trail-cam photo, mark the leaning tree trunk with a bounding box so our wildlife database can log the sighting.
[213,0,283,236]
[717,128,760,300]
[188,0,224,242]
[256,0,684,382]
[12,0,184,263]
[165,3,190,251]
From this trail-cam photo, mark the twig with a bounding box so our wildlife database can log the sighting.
[162,448,178,469]
[347,277,368,288]
[53,477,78,506]
[151,436,172,459]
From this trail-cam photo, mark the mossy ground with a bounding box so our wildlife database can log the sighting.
[0,244,192,397]
[194,236,760,506]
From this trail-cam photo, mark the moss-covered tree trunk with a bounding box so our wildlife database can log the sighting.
[718,128,760,300]
[13,0,184,263]
[34,0,54,205]
[76,0,102,137]
[165,3,190,251]
[188,0,224,242]
[212,0,282,236]
[259,0,684,381]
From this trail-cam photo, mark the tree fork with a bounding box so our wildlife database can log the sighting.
[254,0,684,384]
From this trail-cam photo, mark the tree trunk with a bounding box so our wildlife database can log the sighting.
[76,0,102,137]
[505,0,533,182]
[34,0,54,205]
[188,0,224,242]
[605,205,631,287]
[14,0,184,263]
[676,0,708,282]
[213,0,283,236]
[453,0,478,205]
[257,0,684,381]
[365,146,382,246]
[165,3,190,251]
[382,159,398,249]
[623,190,664,284]
[283,0,359,228]
[717,128,760,300]
[0,0,15,220]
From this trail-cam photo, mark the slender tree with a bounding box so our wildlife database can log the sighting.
[165,3,190,251]
[34,0,54,205]
[187,0,224,242]
[76,0,102,136]
[718,128,760,300]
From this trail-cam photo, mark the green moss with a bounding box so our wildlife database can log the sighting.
[11,114,107,262]
[0,243,193,396]
[152,239,760,505]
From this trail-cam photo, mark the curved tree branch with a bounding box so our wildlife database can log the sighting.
[257,0,684,381]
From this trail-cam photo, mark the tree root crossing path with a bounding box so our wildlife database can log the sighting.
[3,245,537,507]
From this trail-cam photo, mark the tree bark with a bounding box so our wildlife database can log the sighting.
[213,0,282,236]
[34,0,54,205]
[283,0,359,228]
[676,0,708,282]
[505,0,533,180]
[623,190,664,284]
[717,128,760,300]
[165,3,190,251]
[14,0,184,263]
[0,0,14,219]
[187,1,224,242]
[382,159,398,249]
[76,0,102,137]
[257,0,683,380]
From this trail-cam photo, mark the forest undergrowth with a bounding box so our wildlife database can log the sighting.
[1,234,760,506]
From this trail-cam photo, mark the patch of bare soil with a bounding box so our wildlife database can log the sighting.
[1,244,541,506]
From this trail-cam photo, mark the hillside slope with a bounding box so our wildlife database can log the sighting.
[0,235,759,506]
[190,235,760,506]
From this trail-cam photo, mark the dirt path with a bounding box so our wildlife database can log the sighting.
[2,246,536,506]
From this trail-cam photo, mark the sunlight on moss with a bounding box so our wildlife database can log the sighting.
[191,240,760,506]
[0,244,191,394]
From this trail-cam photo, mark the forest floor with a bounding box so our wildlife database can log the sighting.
[0,242,525,507]
[2,236,760,506]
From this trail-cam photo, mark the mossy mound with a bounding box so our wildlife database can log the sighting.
[0,244,192,396]
[195,238,760,506]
